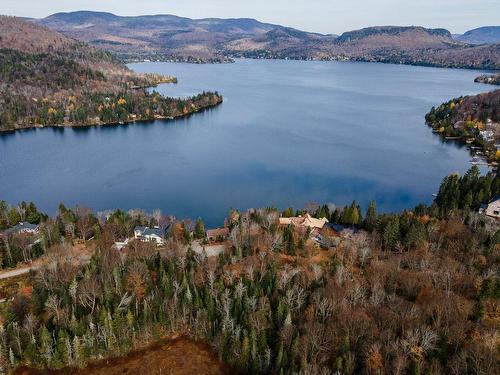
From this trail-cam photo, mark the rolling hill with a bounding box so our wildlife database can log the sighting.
[33,12,500,69]
[455,26,500,45]
[35,11,310,61]
[0,16,222,131]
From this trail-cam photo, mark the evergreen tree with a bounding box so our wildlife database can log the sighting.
[194,218,205,239]
[350,201,361,226]
[364,201,377,231]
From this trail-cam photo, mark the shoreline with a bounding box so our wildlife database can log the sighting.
[425,89,499,169]
[137,55,500,71]
[0,98,223,134]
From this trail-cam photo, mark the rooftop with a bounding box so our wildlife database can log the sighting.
[206,227,230,238]
[279,213,328,229]
[1,222,39,236]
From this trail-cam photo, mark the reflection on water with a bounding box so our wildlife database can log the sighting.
[0,59,493,226]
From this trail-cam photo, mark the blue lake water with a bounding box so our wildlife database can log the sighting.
[0,60,495,226]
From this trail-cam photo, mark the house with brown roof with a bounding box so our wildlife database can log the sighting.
[206,227,230,242]
[278,213,328,230]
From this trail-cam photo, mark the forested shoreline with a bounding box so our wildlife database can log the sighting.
[0,89,223,133]
[0,167,499,374]
[0,47,222,132]
[0,17,222,132]
[425,90,500,163]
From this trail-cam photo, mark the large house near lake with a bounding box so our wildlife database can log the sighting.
[480,196,500,219]
[134,225,169,245]
[0,222,39,237]
[279,213,329,230]
[206,227,230,242]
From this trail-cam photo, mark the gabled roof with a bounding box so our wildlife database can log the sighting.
[206,227,230,238]
[1,222,39,236]
[135,225,170,238]
[279,214,328,229]
[489,195,500,204]
[324,223,345,232]
[143,227,165,237]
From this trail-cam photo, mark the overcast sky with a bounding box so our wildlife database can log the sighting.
[2,0,498,34]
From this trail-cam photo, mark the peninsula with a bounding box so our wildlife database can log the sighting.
[0,16,222,132]
[425,89,500,165]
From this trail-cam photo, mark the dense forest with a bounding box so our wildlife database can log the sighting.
[0,17,222,131]
[0,166,498,374]
[426,91,499,131]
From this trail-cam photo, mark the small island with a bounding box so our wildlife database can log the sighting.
[475,73,500,86]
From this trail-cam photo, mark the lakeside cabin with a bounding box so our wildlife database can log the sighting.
[278,213,329,230]
[134,225,168,245]
[480,196,500,219]
[206,227,230,243]
[0,222,39,237]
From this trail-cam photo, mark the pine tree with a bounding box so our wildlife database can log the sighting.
[73,336,86,369]
[364,201,377,231]
[240,336,250,371]
[275,341,284,372]
[341,206,352,226]
[383,217,400,250]
[350,201,360,226]
[39,325,52,366]
[194,218,205,239]
[55,330,70,367]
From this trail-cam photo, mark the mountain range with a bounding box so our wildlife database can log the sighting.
[28,11,500,69]
[454,26,500,45]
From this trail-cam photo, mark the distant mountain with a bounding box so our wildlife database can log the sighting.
[330,26,500,70]
[0,15,133,83]
[35,11,297,61]
[34,11,500,69]
[455,26,500,45]
[336,26,452,45]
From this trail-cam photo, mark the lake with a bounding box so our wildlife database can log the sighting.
[0,60,494,226]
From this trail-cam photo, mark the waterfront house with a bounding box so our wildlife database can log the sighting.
[481,196,500,219]
[479,130,494,142]
[206,227,230,242]
[279,213,328,230]
[134,225,168,245]
[0,222,39,237]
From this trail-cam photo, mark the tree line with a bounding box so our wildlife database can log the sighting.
[0,167,498,374]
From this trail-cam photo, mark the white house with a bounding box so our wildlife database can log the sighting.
[479,130,494,142]
[134,225,167,245]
